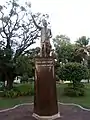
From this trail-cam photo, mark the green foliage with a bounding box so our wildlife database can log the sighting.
[25,47,40,57]
[64,83,85,97]
[3,89,19,98]
[53,35,90,65]
[20,74,29,83]
[16,55,33,78]
[53,35,74,63]
[0,91,4,97]
[58,62,89,97]
[53,35,70,47]
[59,62,89,83]
[75,36,90,64]
[3,84,34,98]
[0,0,43,89]
[76,36,90,47]
[15,84,34,96]
[53,35,77,80]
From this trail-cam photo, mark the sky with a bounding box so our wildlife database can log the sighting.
[1,0,90,46]
[27,0,90,43]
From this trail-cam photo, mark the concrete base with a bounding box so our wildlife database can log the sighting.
[32,112,60,120]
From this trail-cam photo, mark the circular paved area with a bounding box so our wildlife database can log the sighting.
[0,104,90,120]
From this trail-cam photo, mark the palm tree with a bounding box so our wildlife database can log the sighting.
[76,36,89,47]
[75,36,90,66]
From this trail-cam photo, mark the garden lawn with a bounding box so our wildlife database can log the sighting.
[57,83,90,108]
[0,96,33,109]
[0,83,90,109]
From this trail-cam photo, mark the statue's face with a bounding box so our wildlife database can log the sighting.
[42,20,47,27]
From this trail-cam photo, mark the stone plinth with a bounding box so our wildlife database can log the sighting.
[33,57,60,119]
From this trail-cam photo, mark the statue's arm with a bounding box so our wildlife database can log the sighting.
[31,15,42,30]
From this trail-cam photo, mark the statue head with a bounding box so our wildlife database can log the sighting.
[42,19,47,27]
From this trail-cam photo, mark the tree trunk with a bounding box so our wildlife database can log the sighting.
[7,79,13,90]
[5,72,14,90]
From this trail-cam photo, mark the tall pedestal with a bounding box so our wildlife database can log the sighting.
[33,57,60,120]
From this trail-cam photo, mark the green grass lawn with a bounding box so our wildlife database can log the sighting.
[0,83,90,109]
[57,83,90,108]
[0,96,33,109]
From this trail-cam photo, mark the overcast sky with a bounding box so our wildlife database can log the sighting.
[1,0,90,46]
[28,0,90,42]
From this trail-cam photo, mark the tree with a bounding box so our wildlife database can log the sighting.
[75,36,90,65]
[58,62,89,96]
[59,62,89,84]
[16,47,40,81]
[76,36,90,47]
[0,0,42,89]
[24,47,40,57]
[16,55,33,77]
[53,35,70,47]
[53,35,74,64]
[16,55,33,83]
[53,35,75,82]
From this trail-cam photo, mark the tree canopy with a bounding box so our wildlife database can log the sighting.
[0,0,43,89]
[53,35,74,63]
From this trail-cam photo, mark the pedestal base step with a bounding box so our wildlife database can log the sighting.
[32,112,60,120]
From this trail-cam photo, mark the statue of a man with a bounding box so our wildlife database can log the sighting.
[31,15,52,42]
[31,15,52,57]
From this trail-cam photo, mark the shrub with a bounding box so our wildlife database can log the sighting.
[3,83,34,98]
[59,62,89,83]
[0,91,4,97]
[64,83,85,97]
[59,62,89,97]
[3,89,19,98]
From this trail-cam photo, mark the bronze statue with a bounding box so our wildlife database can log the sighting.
[31,14,52,57]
